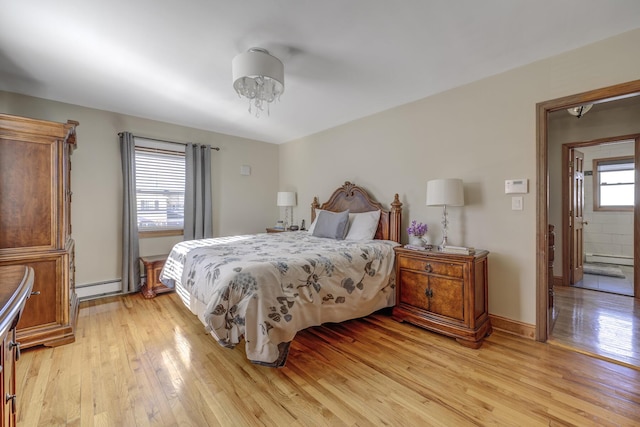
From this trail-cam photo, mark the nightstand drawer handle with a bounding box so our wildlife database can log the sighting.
[424,263,432,273]
[424,288,433,298]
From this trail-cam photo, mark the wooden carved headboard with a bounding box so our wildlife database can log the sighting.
[310,181,402,243]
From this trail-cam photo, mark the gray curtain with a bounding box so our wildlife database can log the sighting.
[119,132,141,293]
[184,143,213,240]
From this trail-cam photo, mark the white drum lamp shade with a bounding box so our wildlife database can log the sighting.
[426,178,464,248]
[276,192,296,207]
[426,179,464,207]
[232,48,284,116]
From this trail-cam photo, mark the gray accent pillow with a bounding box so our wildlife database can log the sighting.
[312,210,350,239]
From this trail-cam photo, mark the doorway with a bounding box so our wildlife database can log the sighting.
[538,82,640,368]
[562,137,638,297]
[536,79,640,343]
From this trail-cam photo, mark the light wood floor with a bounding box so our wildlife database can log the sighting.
[550,285,640,368]
[16,292,640,426]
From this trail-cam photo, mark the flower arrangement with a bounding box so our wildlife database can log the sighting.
[407,220,427,237]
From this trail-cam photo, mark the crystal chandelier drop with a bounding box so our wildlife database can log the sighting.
[232,48,284,117]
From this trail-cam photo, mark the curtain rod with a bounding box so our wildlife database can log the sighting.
[119,132,220,151]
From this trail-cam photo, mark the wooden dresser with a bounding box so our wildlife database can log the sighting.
[392,247,492,348]
[0,114,79,348]
[0,265,34,427]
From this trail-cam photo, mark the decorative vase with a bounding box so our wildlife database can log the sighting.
[409,235,425,247]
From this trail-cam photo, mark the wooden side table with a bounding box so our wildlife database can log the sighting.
[140,255,172,299]
[392,247,491,348]
[266,228,287,233]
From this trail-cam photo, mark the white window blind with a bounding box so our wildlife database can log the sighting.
[135,146,185,231]
[596,158,634,207]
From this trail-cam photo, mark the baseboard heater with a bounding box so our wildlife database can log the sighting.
[585,253,633,266]
[76,279,122,301]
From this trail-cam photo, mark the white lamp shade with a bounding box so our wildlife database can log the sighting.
[426,179,464,206]
[277,191,296,207]
[232,48,284,93]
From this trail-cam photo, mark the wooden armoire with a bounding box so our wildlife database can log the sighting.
[0,114,79,348]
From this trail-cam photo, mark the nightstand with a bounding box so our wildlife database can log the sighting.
[140,255,172,299]
[266,228,287,233]
[392,247,492,348]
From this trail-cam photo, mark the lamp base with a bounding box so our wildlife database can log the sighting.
[284,206,293,230]
[439,204,449,251]
[438,236,449,251]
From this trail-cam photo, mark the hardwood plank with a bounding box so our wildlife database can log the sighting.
[15,292,640,426]
[16,348,51,426]
[78,306,96,427]
[550,285,640,368]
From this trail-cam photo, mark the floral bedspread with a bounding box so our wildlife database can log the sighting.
[159,231,398,367]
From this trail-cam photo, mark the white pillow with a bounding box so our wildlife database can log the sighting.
[345,210,381,240]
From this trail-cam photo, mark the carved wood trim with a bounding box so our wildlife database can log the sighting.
[310,182,403,243]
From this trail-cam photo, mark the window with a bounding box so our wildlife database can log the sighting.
[593,156,634,211]
[135,144,185,236]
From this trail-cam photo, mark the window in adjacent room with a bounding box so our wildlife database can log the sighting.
[134,138,185,237]
[593,156,634,211]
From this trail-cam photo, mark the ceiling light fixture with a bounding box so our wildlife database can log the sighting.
[567,104,593,118]
[232,47,284,117]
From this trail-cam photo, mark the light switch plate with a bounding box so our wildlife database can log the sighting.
[512,196,523,210]
[240,165,251,176]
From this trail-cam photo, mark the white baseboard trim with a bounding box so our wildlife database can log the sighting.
[76,279,122,300]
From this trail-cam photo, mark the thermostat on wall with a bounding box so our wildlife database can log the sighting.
[505,179,528,194]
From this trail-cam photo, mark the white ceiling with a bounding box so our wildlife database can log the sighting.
[2,1,640,144]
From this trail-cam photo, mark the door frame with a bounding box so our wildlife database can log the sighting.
[536,79,640,342]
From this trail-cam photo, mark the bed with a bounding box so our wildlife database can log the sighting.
[160,182,403,367]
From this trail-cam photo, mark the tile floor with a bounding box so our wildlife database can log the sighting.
[573,264,634,296]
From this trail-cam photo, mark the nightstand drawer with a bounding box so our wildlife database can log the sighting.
[397,256,464,279]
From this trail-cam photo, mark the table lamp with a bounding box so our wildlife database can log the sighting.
[277,191,296,229]
[426,179,464,248]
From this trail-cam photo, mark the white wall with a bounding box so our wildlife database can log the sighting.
[279,28,640,325]
[0,92,279,289]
